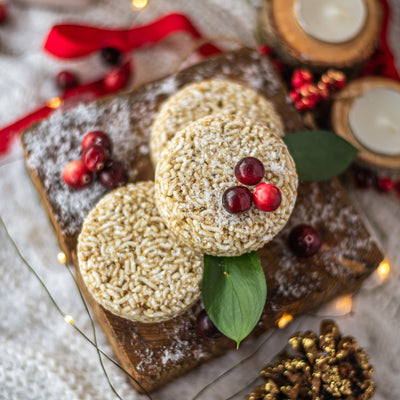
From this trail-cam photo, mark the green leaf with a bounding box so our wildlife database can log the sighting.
[282,130,359,181]
[202,252,267,348]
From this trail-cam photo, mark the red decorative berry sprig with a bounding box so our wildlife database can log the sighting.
[290,68,346,111]
[222,157,282,214]
[62,131,128,190]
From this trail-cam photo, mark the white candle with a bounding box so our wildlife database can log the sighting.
[295,0,367,43]
[349,88,400,156]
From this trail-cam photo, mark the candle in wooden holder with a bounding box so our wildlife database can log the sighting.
[332,77,400,169]
[295,0,367,44]
[257,0,382,70]
[349,88,400,156]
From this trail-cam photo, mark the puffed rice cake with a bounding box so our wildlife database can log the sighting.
[150,80,284,166]
[77,181,203,323]
[155,114,298,257]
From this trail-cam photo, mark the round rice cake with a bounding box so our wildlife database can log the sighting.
[77,181,203,323]
[155,114,298,257]
[150,79,284,166]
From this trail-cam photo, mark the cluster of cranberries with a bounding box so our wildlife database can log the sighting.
[222,157,282,214]
[55,47,129,94]
[290,68,346,111]
[62,131,128,190]
[353,166,400,196]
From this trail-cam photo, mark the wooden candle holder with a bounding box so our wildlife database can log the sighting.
[257,0,382,71]
[332,77,400,170]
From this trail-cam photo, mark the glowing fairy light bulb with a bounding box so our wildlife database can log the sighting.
[277,313,293,329]
[334,295,352,315]
[132,0,147,9]
[64,315,74,325]
[377,259,390,282]
[47,97,62,109]
[57,252,66,264]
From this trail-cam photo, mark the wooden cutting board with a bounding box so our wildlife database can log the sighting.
[22,48,383,393]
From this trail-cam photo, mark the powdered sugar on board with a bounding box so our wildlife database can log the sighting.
[22,75,179,237]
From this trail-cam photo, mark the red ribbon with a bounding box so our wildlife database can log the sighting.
[362,0,400,81]
[43,13,220,59]
[0,13,221,156]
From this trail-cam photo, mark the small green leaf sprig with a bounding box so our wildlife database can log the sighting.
[201,130,359,347]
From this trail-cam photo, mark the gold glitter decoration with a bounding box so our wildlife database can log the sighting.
[247,320,375,400]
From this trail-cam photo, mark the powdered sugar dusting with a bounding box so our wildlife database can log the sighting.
[23,98,145,236]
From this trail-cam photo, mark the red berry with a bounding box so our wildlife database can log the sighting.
[376,177,394,193]
[81,131,111,152]
[99,160,128,190]
[353,167,376,189]
[288,224,322,257]
[62,160,92,189]
[291,69,313,89]
[103,67,130,91]
[235,157,265,186]
[290,90,301,102]
[253,183,281,212]
[100,47,123,66]
[196,309,223,340]
[222,186,253,214]
[81,144,109,172]
[299,83,320,103]
[0,3,8,24]
[56,71,79,91]
[257,45,271,55]
[295,97,315,111]
[317,81,329,99]
[331,71,346,90]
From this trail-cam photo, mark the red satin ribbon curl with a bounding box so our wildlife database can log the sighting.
[43,13,220,59]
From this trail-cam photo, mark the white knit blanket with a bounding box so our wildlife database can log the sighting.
[1,1,399,399]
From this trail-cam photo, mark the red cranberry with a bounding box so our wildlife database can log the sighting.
[290,90,301,102]
[288,224,322,257]
[222,186,253,214]
[253,182,281,212]
[235,157,265,186]
[376,177,393,193]
[353,167,377,189]
[81,144,109,172]
[81,131,111,152]
[56,71,79,91]
[99,160,128,190]
[291,69,313,89]
[62,160,92,189]
[299,83,320,103]
[103,67,130,92]
[100,47,123,66]
[196,309,223,340]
